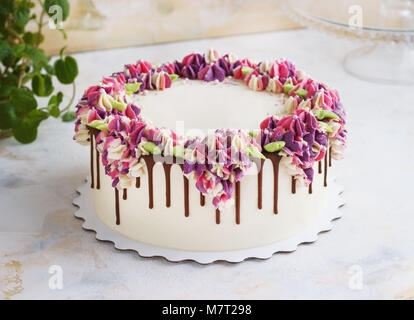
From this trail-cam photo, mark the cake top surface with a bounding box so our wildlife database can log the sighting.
[74,49,347,209]
[137,79,286,132]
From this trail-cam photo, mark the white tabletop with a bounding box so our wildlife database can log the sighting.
[1,29,413,300]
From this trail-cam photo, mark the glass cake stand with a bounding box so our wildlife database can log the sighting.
[283,0,414,85]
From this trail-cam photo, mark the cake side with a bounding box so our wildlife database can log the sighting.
[89,133,332,252]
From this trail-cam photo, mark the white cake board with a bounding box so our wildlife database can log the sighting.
[73,177,345,264]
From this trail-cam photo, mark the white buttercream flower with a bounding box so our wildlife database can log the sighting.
[129,158,146,177]
[74,124,90,145]
[107,138,127,160]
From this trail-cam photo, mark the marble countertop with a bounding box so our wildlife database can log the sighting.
[1,29,413,300]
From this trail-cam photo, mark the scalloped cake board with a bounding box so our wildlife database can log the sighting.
[73,177,345,264]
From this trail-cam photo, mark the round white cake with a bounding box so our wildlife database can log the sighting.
[74,50,346,252]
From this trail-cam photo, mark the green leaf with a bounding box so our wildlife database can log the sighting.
[312,109,340,121]
[24,45,49,71]
[27,109,49,125]
[173,145,185,158]
[10,88,37,117]
[11,43,25,59]
[47,92,63,117]
[241,66,253,76]
[283,83,294,95]
[142,141,161,155]
[108,96,127,111]
[318,121,333,133]
[88,119,108,131]
[12,109,48,144]
[295,88,308,99]
[0,40,12,61]
[54,56,78,84]
[170,74,179,82]
[246,145,266,160]
[0,0,14,15]
[0,103,18,129]
[264,141,285,153]
[61,111,76,122]
[0,74,18,98]
[44,0,70,21]
[14,5,30,26]
[49,105,60,118]
[125,82,141,93]
[32,74,54,97]
[23,32,43,46]
[248,129,260,138]
[13,118,38,144]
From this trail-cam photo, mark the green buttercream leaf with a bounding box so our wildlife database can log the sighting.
[125,82,141,93]
[248,130,260,138]
[173,145,185,158]
[312,109,340,121]
[170,74,179,82]
[142,141,161,155]
[283,83,294,95]
[108,96,127,111]
[247,145,266,159]
[318,121,333,133]
[295,88,308,99]
[88,119,108,131]
[241,66,253,76]
[264,141,285,153]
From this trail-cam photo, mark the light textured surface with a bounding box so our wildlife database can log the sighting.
[1,29,413,300]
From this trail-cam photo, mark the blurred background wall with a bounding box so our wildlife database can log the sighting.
[38,0,299,55]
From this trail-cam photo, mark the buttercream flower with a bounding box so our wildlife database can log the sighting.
[197,62,226,82]
[246,73,269,91]
[177,53,206,79]
[151,71,172,90]
[206,48,221,63]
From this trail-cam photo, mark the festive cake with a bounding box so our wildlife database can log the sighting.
[74,50,346,252]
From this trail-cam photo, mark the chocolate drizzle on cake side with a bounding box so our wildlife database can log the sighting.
[88,128,329,226]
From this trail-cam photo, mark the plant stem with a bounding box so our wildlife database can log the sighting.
[17,59,28,88]
[60,82,77,113]
[36,1,45,47]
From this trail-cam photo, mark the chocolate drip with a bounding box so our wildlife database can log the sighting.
[90,132,94,188]
[216,209,220,224]
[318,160,322,174]
[291,177,296,194]
[142,156,155,209]
[123,189,127,200]
[264,152,281,214]
[235,181,241,224]
[95,149,100,190]
[135,177,140,188]
[115,188,120,225]
[183,176,189,217]
[256,158,265,210]
[324,152,328,187]
[179,164,190,217]
[329,146,332,167]
[309,183,313,194]
[200,193,205,206]
[163,163,172,207]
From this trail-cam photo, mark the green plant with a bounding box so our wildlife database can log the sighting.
[0,0,78,144]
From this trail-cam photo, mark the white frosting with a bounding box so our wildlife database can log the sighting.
[135,80,286,136]
[92,142,328,251]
